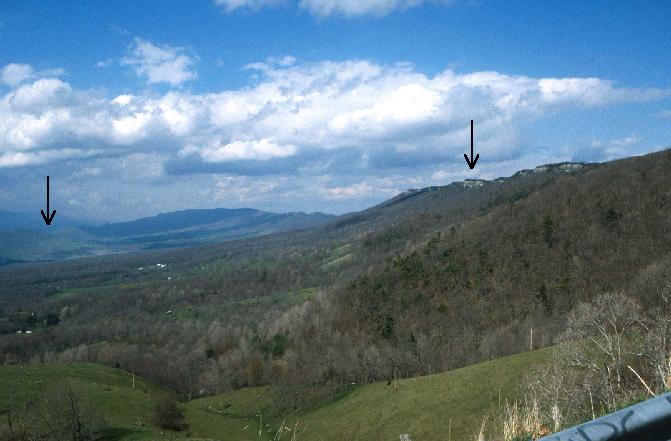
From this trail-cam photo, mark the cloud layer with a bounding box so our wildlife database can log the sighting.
[0,55,668,219]
[1,58,667,170]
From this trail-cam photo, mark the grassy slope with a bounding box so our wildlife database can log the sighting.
[188,347,552,441]
[294,347,551,441]
[0,363,282,441]
[186,387,274,440]
[0,347,551,441]
[0,364,161,440]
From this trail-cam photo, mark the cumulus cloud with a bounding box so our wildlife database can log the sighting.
[0,64,66,89]
[121,38,197,86]
[0,59,667,173]
[1,64,35,87]
[8,78,73,111]
[1,58,669,219]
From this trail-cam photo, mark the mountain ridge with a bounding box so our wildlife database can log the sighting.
[0,207,334,262]
[0,155,654,262]
[82,207,333,239]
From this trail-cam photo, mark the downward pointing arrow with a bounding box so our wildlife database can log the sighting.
[40,176,56,226]
[463,120,479,169]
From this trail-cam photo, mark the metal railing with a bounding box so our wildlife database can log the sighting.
[538,392,671,441]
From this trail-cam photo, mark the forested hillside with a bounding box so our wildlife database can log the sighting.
[0,149,669,402]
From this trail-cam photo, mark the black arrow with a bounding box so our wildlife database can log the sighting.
[40,176,56,225]
[463,119,479,169]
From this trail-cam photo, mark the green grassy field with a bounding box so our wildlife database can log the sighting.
[0,364,162,440]
[0,347,551,441]
[292,347,551,441]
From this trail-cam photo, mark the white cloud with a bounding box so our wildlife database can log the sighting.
[657,110,671,119]
[199,139,297,161]
[0,64,66,88]
[324,181,374,199]
[1,64,35,87]
[112,94,134,106]
[0,58,667,176]
[8,78,73,111]
[96,58,115,68]
[215,0,452,17]
[299,0,428,17]
[276,56,297,66]
[214,0,286,12]
[537,78,667,106]
[0,148,100,168]
[121,38,196,86]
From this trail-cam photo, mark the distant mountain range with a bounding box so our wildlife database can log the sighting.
[0,160,601,263]
[0,208,333,262]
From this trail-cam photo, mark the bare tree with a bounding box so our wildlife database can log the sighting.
[634,259,671,391]
[3,393,30,441]
[4,382,105,441]
[552,292,647,416]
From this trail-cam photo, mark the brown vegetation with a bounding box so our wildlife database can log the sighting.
[2,382,104,441]
[0,149,669,406]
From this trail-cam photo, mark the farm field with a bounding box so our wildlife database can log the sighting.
[0,348,551,440]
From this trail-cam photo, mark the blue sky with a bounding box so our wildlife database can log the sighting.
[0,0,670,221]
